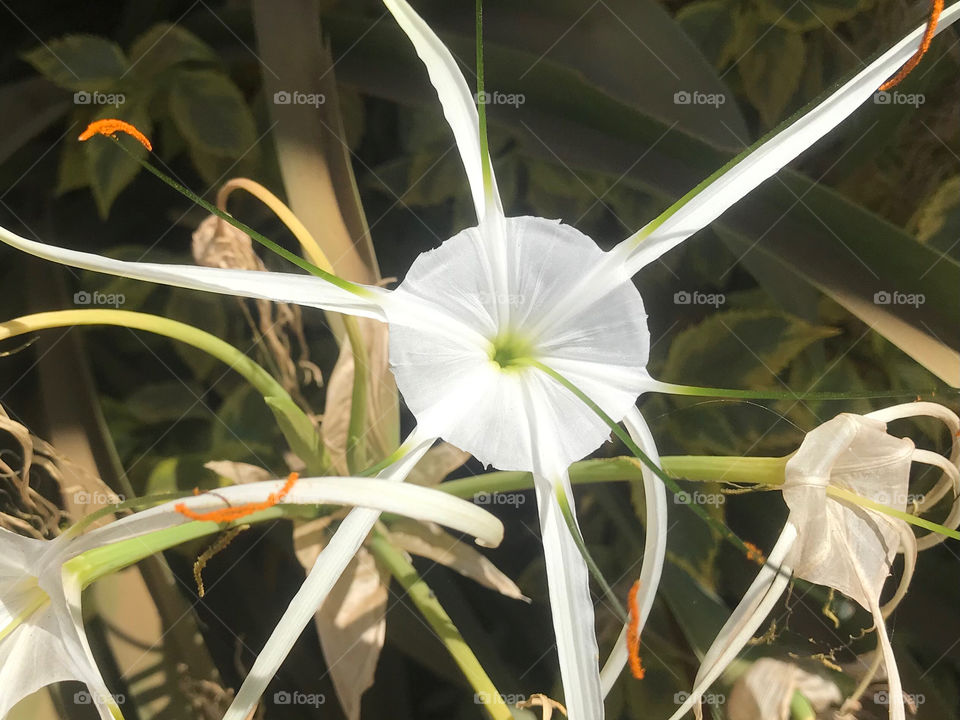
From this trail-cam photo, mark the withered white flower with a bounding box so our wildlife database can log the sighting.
[669,402,959,720]
[1,2,957,717]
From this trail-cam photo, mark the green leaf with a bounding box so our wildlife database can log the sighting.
[128,23,218,78]
[168,68,257,157]
[662,309,839,387]
[124,381,209,424]
[676,0,741,68]
[83,102,152,217]
[264,395,325,473]
[755,0,863,31]
[911,175,960,259]
[164,290,230,381]
[738,25,805,126]
[22,34,128,92]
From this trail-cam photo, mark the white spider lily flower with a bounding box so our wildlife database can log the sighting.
[669,402,960,720]
[0,460,503,720]
[1,3,957,716]
[727,658,842,720]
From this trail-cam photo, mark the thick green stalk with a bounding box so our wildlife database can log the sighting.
[368,529,513,720]
[0,310,324,472]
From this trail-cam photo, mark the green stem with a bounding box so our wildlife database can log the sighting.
[0,310,324,472]
[789,690,816,720]
[343,317,369,473]
[648,380,927,401]
[368,529,513,720]
[475,0,493,203]
[555,486,628,622]
[65,507,286,588]
[109,139,374,301]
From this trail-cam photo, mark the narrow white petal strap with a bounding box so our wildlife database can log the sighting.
[520,378,604,720]
[613,2,960,276]
[0,224,388,321]
[599,407,668,696]
[221,433,435,720]
[911,448,960,549]
[668,522,797,720]
[382,0,502,223]
[866,402,960,549]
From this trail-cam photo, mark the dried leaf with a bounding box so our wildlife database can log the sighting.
[204,460,272,485]
[388,519,527,601]
[728,658,841,720]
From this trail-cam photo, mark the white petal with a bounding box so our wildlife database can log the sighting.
[782,414,912,609]
[0,224,388,320]
[220,434,434,720]
[522,377,604,720]
[534,475,604,720]
[382,0,501,223]
[613,3,960,275]
[599,408,667,696]
[668,522,797,720]
[74,465,503,554]
[0,605,86,720]
[390,216,649,472]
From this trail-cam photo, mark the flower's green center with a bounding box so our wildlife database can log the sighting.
[489,332,535,370]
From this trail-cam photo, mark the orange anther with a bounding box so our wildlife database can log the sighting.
[175,472,300,524]
[78,119,153,151]
[879,0,944,90]
[627,580,645,680]
[744,541,766,565]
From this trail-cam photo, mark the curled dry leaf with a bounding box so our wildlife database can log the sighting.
[204,460,273,486]
[517,693,568,720]
[193,215,320,413]
[294,518,387,720]
[728,658,842,720]
[387,518,528,601]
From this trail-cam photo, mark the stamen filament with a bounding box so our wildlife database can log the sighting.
[175,472,300,524]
